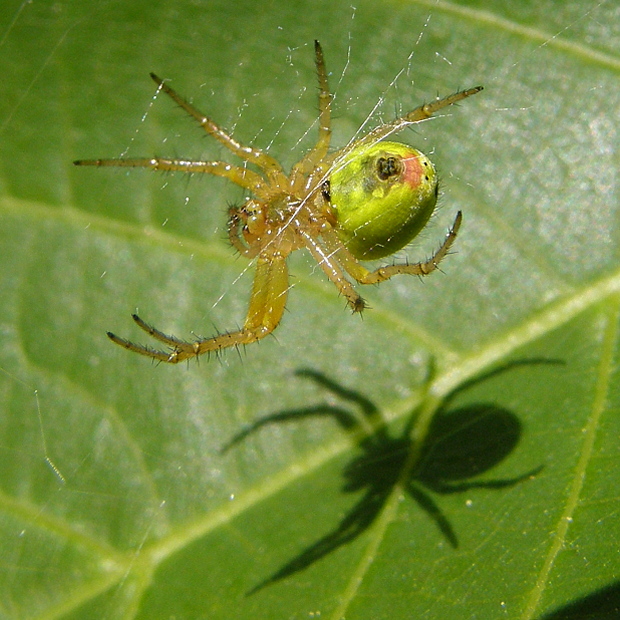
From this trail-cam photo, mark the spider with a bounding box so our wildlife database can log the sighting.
[75,41,482,363]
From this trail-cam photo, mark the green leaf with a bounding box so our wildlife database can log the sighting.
[1,0,619,618]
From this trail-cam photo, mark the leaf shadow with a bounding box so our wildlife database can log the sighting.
[224,359,559,595]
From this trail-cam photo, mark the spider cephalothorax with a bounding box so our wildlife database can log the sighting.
[75,41,481,363]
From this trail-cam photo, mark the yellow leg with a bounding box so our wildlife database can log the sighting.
[74,157,268,195]
[107,254,289,363]
[319,212,462,287]
[300,229,366,312]
[357,87,483,149]
[290,41,334,183]
[359,211,462,283]
[149,73,288,186]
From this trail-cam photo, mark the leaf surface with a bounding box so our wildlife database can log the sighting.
[1,0,619,618]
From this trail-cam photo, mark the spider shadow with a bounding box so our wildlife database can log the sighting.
[223,360,559,595]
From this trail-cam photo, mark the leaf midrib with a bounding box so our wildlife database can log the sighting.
[413,0,620,71]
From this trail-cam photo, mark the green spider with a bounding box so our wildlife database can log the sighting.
[75,41,481,363]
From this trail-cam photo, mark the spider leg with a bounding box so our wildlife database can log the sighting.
[106,253,290,363]
[356,86,483,149]
[300,229,366,312]
[320,212,462,285]
[150,73,288,186]
[74,157,269,196]
[359,211,462,283]
[289,41,334,191]
[314,40,333,159]
[107,321,185,363]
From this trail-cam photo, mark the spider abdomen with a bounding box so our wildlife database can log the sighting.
[329,141,438,261]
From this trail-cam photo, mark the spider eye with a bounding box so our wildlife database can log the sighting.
[329,141,438,260]
[322,179,331,202]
